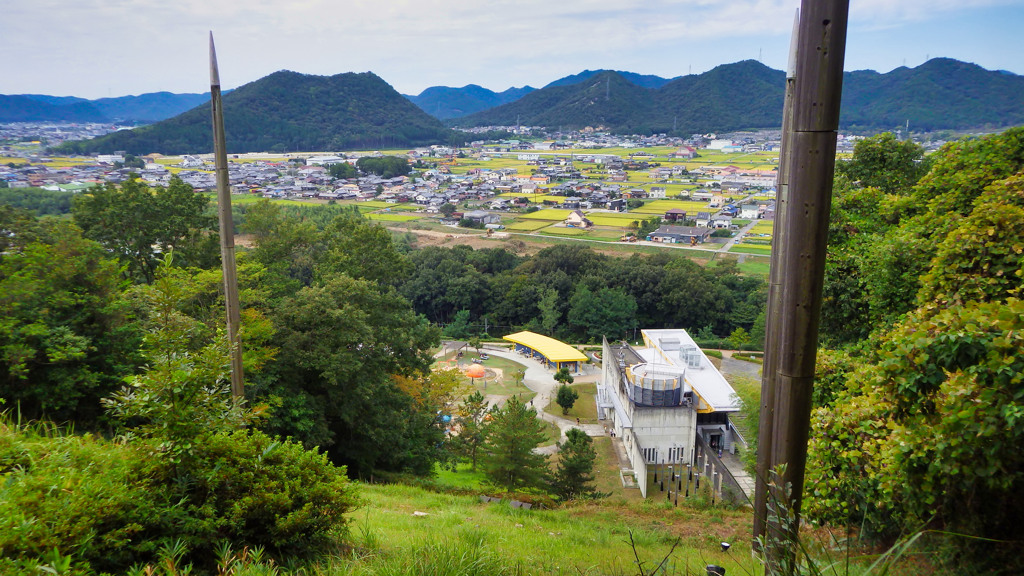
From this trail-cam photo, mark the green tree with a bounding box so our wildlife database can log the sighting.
[556,383,579,415]
[551,428,599,501]
[0,221,142,425]
[328,162,357,179]
[262,273,440,476]
[72,175,218,283]
[567,285,637,342]
[835,132,930,195]
[728,327,750,349]
[444,309,472,339]
[481,396,549,492]
[451,390,489,470]
[440,202,457,218]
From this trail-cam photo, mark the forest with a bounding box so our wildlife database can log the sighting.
[1,128,1023,574]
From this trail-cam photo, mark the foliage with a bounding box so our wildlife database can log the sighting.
[261,273,440,477]
[451,390,489,471]
[0,220,142,425]
[481,396,549,492]
[551,428,599,501]
[555,383,579,415]
[0,419,357,573]
[567,285,637,342]
[327,161,358,179]
[835,132,931,195]
[72,175,218,283]
[356,155,412,178]
[0,186,75,215]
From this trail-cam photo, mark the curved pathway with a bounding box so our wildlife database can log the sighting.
[473,346,605,453]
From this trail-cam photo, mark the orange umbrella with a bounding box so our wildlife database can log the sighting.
[465,363,486,378]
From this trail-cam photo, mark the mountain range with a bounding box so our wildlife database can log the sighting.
[1,92,212,124]
[23,57,1024,155]
[53,71,458,156]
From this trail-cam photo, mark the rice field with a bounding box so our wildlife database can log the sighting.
[365,213,420,222]
[515,209,573,221]
[506,220,552,231]
[540,227,588,236]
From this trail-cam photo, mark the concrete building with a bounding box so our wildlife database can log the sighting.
[597,329,740,497]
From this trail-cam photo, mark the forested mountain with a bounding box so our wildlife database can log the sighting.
[15,92,212,123]
[54,71,460,155]
[0,94,108,123]
[543,69,677,89]
[454,59,1024,133]
[405,84,535,119]
[840,57,1024,131]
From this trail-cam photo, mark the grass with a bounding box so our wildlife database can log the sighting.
[544,382,598,424]
[348,482,758,575]
[540,227,588,237]
[435,353,534,398]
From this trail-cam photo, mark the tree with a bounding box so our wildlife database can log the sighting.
[451,390,489,470]
[728,327,750,349]
[439,203,457,218]
[567,285,637,342]
[327,162,357,179]
[556,383,579,415]
[72,175,218,283]
[551,428,599,501]
[0,221,142,425]
[262,273,441,476]
[481,396,549,492]
[835,132,930,195]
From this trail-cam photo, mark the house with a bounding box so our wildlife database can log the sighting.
[463,210,501,225]
[711,216,732,229]
[649,186,667,199]
[647,225,712,244]
[564,210,593,228]
[598,330,743,499]
[694,212,712,228]
[739,204,761,219]
[663,208,687,222]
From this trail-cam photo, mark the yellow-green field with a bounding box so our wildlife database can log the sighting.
[516,209,572,221]
[506,220,553,231]
[587,214,641,227]
[630,200,714,215]
[365,213,420,222]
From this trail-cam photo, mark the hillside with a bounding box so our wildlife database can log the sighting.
[455,71,658,132]
[0,94,108,123]
[543,69,677,89]
[54,71,460,155]
[454,59,1024,133]
[16,92,211,123]
[405,84,535,119]
[840,57,1024,131]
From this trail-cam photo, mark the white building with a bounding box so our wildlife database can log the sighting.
[598,329,740,498]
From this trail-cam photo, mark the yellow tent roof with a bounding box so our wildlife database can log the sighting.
[503,331,588,363]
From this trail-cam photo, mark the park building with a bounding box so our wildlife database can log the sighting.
[598,329,745,498]
[503,331,589,373]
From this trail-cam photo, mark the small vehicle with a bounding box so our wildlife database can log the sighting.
[479,353,490,360]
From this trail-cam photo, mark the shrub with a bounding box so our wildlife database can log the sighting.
[0,420,358,573]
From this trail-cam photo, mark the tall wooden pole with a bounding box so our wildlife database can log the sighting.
[753,8,799,549]
[210,33,245,398]
[759,1,849,573]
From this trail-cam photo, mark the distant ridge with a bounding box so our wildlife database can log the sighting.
[453,58,1024,133]
[0,95,108,123]
[543,69,677,90]
[54,71,459,156]
[6,92,212,123]
[405,85,535,120]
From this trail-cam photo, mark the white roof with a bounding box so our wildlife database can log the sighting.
[637,329,739,412]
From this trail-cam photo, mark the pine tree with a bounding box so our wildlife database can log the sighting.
[552,428,599,501]
[451,390,489,470]
[481,396,549,492]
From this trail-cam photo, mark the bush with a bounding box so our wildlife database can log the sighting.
[0,421,358,573]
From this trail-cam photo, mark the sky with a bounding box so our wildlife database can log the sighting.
[4,0,1023,100]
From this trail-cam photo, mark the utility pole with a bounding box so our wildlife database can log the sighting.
[210,33,245,398]
[754,8,799,550]
[755,2,849,573]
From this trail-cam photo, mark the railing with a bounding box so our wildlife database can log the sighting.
[694,434,751,505]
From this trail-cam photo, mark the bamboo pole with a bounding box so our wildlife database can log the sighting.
[209,33,245,398]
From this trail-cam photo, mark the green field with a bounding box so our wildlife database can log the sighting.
[539,227,588,237]
[730,245,772,255]
[516,209,572,221]
[588,214,642,227]
[630,199,714,215]
[506,220,553,231]
[365,213,420,222]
